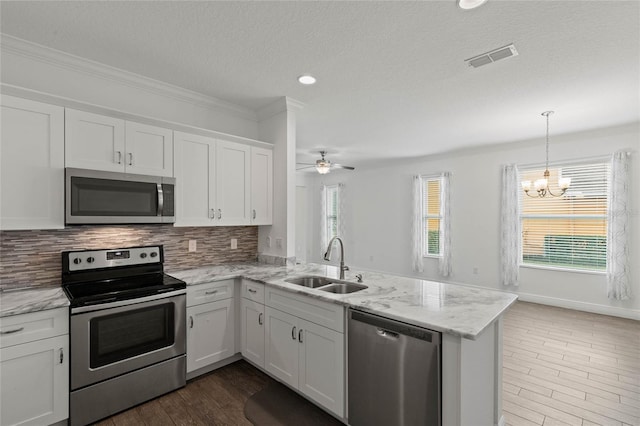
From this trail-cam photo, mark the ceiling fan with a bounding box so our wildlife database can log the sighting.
[296,151,355,174]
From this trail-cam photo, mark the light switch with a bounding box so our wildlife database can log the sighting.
[231,239,238,249]
[188,240,197,252]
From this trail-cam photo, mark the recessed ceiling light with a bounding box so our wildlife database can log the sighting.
[458,0,488,10]
[298,75,317,85]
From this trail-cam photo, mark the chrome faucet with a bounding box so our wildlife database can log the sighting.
[324,236,349,279]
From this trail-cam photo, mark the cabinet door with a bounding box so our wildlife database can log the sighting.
[250,147,273,225]
[65,109,125,172]
[124,121,173,177]
[174,131,217,226]
[0,96,64,230]
[0,335,69,426]
[298,319,345,417]
[186,299,235,373]
[240,298,265,368]
[216,140,250,226]
[264,306,299,388]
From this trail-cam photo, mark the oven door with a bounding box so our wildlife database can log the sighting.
[70,293,186,390]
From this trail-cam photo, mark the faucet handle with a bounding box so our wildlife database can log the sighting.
[343,265,350,271]
[355,273,363,283]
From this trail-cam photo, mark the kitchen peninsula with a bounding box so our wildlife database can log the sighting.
[171,261,517,426]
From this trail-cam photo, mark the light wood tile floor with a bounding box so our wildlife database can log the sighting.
[503,302,640,426]
[95,301,639,426]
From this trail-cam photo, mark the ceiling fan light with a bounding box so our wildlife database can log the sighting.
[457,0,488,10]
[316,164,331,174]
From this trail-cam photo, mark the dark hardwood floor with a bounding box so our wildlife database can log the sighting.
[95,361,271,426]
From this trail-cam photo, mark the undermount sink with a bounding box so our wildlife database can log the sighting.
[284,276,368,294]
[284,276,334,288]
[317,282,368,294]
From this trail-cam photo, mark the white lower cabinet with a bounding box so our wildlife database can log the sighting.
[186,281,236,374]
[240,298,265,368]
[263,289,345,418]
[0,308,69,426]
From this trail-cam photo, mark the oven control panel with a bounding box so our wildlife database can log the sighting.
[65,246,162,272]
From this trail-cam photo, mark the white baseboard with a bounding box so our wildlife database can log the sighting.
[515,292,640,320]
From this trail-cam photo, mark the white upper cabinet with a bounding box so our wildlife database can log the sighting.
[65,109,173,177]
[0,96,65,230]
[173,131,217,226]
[216,139,251,226]
[124,121,173,177]
[65,109,125,173]
[250,147,273,225]
[174,132,270,227]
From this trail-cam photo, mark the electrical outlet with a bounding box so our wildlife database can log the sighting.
[231,239,237,249]
[188,240,197,252]
[266,236,271,248]
[473,267,479,275]
[276,238,283,249]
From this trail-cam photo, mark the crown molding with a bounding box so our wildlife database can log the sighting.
[257,96,305,121]
[0,34,258,121]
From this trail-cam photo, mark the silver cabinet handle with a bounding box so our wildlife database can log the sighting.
[189,316,194,328]
[128,152,133,166]
[205,290,218,295]
[210,208,215,219]
[253,209,256,219]
[258,313,263,325]
[0,327,24,335]
[291,326,297,340]
[248,288,257,294]
[298,329,303,343]
[59,348,64,364]
[218,209,222,220]
[116,151,122,164]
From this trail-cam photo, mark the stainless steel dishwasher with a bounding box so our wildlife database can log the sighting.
[348,309,441,426]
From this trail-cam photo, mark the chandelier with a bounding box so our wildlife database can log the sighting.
[521,111,571,198]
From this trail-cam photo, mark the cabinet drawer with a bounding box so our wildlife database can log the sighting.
[0,307,69,348]
[265,288,344,333]
[241,280,265,303]
[187,279,234,307]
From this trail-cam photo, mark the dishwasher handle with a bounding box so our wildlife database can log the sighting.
[350,309,440,344]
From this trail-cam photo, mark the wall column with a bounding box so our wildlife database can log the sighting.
[257,97,303,262]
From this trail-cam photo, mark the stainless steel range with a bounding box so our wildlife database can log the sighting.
[62,245,186,426]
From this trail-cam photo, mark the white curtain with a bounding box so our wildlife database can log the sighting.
[320,185,328,258]
[501,164,521,286]
[439,172,452,277]
[607,151,631,300]
[411,176,424,272]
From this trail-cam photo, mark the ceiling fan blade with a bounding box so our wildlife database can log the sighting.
[332,164,355,170]
[296,162,316,166]
[296,165,317,170]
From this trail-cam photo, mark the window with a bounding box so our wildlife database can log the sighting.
[421,176,442,257]
[325,184,339,241]
[519,161,610,271]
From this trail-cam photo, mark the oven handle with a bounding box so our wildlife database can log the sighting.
[71,289,186,314]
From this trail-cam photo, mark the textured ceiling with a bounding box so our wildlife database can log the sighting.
[1,1,638,167]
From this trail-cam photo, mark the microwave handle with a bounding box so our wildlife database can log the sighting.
[157,184,164,216]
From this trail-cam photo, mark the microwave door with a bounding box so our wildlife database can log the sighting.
[65,168,169,224]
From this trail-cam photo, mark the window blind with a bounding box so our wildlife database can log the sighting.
[326,185,339,240]
[422,178,441,256]
[519,161,610,271]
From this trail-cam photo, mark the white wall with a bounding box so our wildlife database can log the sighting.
[306,123,640,318]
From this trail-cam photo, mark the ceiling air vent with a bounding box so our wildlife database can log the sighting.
[465,43,518,68]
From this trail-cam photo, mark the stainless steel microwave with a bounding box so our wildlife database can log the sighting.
[65,168,175,224]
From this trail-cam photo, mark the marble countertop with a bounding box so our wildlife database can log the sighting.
[170,262,518,340]
[0,262,517,339]
[0,287,69,318]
